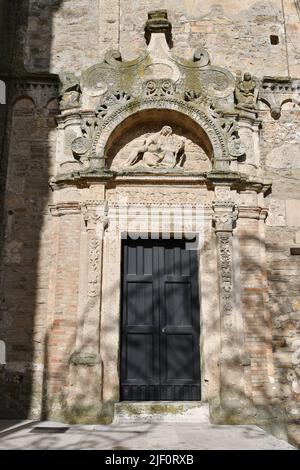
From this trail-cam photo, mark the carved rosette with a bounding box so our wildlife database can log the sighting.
[144,79,175,97]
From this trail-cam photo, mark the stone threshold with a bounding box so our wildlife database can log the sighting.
[114,401,210,423]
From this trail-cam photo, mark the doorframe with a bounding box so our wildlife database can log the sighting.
[99,228,221,405]
[119,236,202,401]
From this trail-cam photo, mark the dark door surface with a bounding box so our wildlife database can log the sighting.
[120,238,201,401]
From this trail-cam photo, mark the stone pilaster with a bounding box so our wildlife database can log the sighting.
[66,201,109,423]
[212,186,245,415]
[46,202,82,419]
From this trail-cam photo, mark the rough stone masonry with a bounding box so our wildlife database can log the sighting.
[0,0,300,448]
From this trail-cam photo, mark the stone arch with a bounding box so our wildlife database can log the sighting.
[11,96,35,115]
[281,97,300,109]
[46,97,60,116]
[93,99,228,167]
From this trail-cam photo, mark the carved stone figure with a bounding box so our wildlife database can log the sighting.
[235,72,258,110]
[59,73,81,110]
[125,126,185,169]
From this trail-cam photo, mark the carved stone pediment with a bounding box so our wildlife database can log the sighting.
[77,35,235,108]
[53,10,251,186]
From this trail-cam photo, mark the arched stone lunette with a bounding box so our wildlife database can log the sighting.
[91,98,229,171]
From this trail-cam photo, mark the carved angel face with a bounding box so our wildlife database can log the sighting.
[161,126,173,136]
[243,72,252,81]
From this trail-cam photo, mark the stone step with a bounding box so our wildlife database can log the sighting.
[114,401,210,424]
[30,421,70,434]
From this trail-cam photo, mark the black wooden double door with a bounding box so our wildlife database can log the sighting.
[120,238,201,401]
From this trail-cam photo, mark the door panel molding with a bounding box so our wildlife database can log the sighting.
[120,238,201,401]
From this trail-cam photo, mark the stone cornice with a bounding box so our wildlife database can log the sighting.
[49,169,271,195]
[238,206,268,220]
[49,202,81,216]
[258,76,300,120]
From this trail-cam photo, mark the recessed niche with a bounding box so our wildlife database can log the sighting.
[270,35,279,45]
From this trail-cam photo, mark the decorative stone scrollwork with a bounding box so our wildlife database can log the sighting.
[213,189,237,321]
[104,49,148,69]
[213,185,237,319]
[82,204,109,297]
[218,234,234,315]
[221,120,246,160]
[201,68,235,98]
[80,65,112,94]
[184,90,201,102]
[71,117,99,159]
[193,48,210,67]
[145,79,175,97]
[53,10,259,183]
[96,91,132,118]
[88,237,101,297]
[104,50,123,66]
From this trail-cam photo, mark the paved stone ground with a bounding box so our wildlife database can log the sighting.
[0,420,295,450]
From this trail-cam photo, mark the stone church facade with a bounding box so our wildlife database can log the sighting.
[1,0,300,446]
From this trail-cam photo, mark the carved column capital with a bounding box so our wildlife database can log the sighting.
[212,185,238,232]
[213,207,238,232]
[82,202,109,232]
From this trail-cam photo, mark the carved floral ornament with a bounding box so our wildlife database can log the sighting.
[218,233,234,317]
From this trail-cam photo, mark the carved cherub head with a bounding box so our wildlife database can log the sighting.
[243,72,252,82]
[160,125,173,136]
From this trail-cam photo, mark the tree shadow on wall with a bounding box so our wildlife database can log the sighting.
[212,229,300,443]
[4,228,298,449]
[0,0,62,420]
